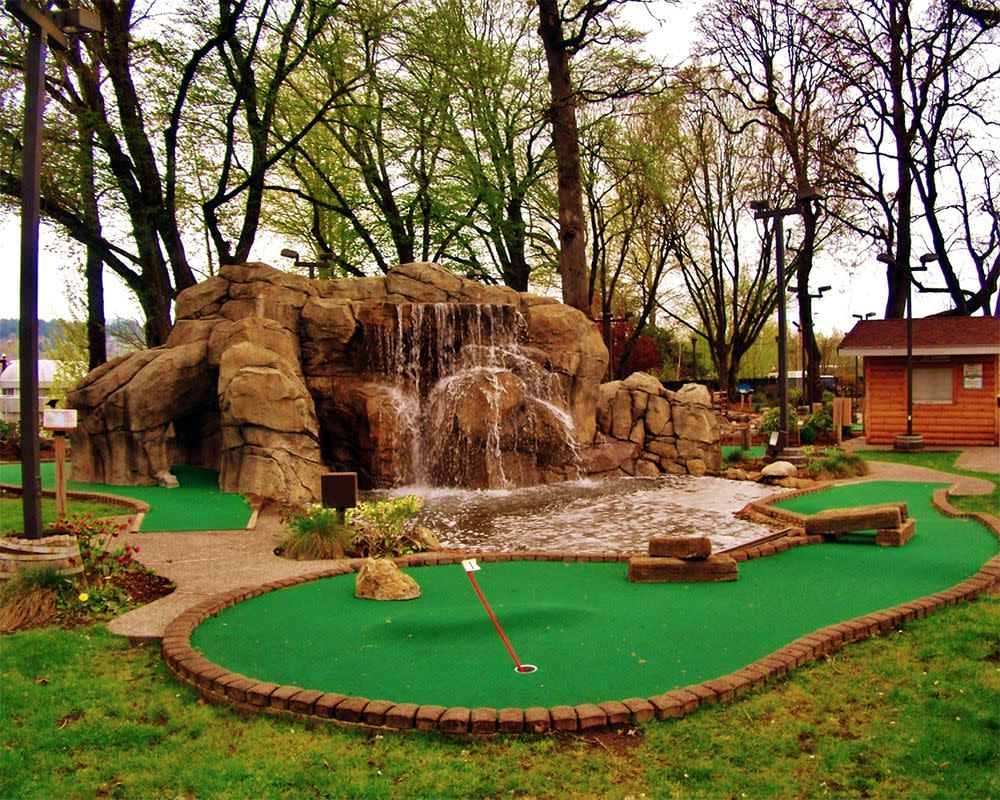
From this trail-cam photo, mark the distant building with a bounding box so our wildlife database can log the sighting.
[839,316,1000,446]
[0,359,61,422]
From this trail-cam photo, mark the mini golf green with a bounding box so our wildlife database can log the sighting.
[190,481,998,709]
[0,462,250,531]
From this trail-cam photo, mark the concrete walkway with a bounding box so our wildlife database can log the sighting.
[840,438,997,495]
[108,506,343,641]
[108,446,998,640]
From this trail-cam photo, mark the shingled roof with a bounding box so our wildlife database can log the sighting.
[839,316,1000,356]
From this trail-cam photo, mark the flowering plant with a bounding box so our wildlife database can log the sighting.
[50,513,137,582]
[352,495,424,558]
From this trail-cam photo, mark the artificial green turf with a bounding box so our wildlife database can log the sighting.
[722,444,766,459]
[191,481,998,708]
[0,462,249,531]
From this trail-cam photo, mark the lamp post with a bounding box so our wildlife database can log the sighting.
[880,252,931,451]
[6,0,101,539]
[751,188,821,456]
[280,248,336,280]
[851,312,875,386]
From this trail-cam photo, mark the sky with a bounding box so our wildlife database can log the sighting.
[0,0,972,336]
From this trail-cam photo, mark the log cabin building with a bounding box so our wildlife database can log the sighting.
[839,316,1000,446]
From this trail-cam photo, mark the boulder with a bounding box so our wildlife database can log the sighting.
[355,558,421,600]
[761,461,797,478]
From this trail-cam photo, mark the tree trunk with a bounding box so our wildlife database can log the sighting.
[536,0,591,314]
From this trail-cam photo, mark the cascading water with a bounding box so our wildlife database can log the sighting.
[360,303,580,488]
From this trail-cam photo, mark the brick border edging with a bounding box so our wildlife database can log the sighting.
[161,503,1000,736]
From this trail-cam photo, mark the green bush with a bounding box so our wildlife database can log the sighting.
[0,419,19,449]
[760,406,800,436]
[800,409,834,444]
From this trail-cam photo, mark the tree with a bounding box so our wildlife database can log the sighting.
[0,0,353,345]
[654,83,784,400]
[534,0,658,313]
[695,0,854,404]
[812,0,1000,317]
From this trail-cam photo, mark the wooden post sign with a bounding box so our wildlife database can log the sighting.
[321,472,358,523]
[42,409,78,520]
[831,397,852,444]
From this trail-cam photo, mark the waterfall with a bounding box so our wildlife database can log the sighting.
[360,303,579,488]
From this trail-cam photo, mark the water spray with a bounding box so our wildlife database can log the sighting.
[461,559,536,674]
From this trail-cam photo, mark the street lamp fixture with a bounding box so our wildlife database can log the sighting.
[6,0,101,539]
[280,248,336,279]
[851,312,876,386]
[751,187,822,457]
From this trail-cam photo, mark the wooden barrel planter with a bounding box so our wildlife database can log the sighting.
[0,535,83,580]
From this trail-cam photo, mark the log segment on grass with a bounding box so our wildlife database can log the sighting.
[648,535,712,560]
[876,518,916,547]
[627,555,738,583]
[803,503,906,536]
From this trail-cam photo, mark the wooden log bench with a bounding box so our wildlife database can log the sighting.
[803,503,913,547]
[628,535,738,582]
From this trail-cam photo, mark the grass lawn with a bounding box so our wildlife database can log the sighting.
[0,493,129,535]
[0,596,997,799]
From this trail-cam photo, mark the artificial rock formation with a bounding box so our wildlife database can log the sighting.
[68,261,722,502]
[355,558,421,600]
[68,262,608,502]
[590,373,722,478]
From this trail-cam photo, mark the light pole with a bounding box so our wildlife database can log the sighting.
[751,188,821,455]
[6,0,101,539]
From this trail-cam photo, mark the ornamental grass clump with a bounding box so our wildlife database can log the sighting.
[0,566,64,632]
[278,505,356,560]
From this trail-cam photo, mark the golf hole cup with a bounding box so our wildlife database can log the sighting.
[515,664,538,674]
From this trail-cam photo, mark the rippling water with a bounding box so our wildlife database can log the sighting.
[378,475,787,554]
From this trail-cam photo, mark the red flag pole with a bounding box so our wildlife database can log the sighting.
[462,559,535,673]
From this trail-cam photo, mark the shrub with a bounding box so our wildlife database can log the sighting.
[759,406,801,437]
[278,505,356,560]
[0,419,19,455]
[352,495,424,558]
[800,409,834,445]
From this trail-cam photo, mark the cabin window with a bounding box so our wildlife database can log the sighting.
[913,366,953,404]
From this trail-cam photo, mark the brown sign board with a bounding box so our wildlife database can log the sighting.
[321,472,358,510]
